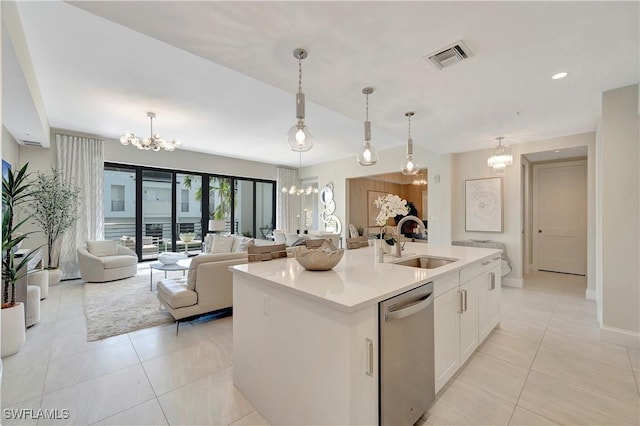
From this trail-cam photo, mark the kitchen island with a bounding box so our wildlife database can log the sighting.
[230,243,502,425]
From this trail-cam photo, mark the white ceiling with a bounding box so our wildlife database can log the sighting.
[5,1,639,167]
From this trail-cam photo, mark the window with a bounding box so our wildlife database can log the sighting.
[111,184,125,212]
[181,189,189,212]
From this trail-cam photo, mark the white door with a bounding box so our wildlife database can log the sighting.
[533,160,587,275]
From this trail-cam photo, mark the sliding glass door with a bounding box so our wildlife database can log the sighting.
[104,163,276,260]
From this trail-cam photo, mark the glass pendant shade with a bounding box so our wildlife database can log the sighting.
[288,49,314,152]
[357,87,378,166]
[401,112,419,175]
[487,137,513,173]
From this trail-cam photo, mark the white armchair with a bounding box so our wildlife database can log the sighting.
[78,240,138,283]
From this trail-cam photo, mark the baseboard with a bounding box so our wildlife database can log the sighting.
[601,325,640,349]
[585,289,596,301]
[503,277,523,288]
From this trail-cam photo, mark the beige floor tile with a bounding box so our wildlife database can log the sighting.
[425,379,514,425]
[52,316,86,338]
[519,370,639,425]
[49,331,129,360]
[456,352,528,403]
[496,316,547,344]
[91,399,168,425]
[1,336,52,372]
[0,396,41,425]
[158,367,254,426]
[230,409,271,426]
[44,341,140,394]
[479,329,539,369]
[142,339,232,395]
[546,315,603,341]
[542,328,631,370]
[39,365,155,426]
[509,406,558,425]
[1,362,48,407]
[130,324,204,362]
[532,346,639,406]
[628,347,640,372]
[126,321,182,340]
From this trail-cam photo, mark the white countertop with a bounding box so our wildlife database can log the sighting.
[230,243,501,312]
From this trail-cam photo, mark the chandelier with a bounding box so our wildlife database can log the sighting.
[413,174,427,185]
[120,112,181,152]
[487,136,513,173]
[357,87,378,166]
[287,48,314,152]
[282,151,319,195]
[401,112,420,176]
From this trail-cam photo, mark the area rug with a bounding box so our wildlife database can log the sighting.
[83,269,181,341]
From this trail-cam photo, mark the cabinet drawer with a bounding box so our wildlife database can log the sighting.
[433,272,459,298]
[460,256,501,283]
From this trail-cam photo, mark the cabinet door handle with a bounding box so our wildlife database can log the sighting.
[458,291,464,314]
[490,272,496,291]
[463,289,468,312]
[366,338,374,377]
[481,260,490,266]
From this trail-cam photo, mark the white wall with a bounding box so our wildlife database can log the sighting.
[300,145,450,246]
[601,84,640,334]
[2,125,20,166]
[451,132,595,286]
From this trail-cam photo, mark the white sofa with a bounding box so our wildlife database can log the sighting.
[157,252,247,325]
[78,240,138,283]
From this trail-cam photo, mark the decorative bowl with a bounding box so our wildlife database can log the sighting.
[179,232,195,243]
[158,252,187,265]
[294,240,344,271]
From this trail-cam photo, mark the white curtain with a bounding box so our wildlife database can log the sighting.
[276,167,301,232]
[56,134,104,279]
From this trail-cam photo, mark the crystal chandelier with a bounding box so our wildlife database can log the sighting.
[413,175,427,185]
[487,136,513,173]
[287,48,314,152]
[281,151,319,195]
[401,112,420,176]
[357,87,378,166]
[120,112,181,152]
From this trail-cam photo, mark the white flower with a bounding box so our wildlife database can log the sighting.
[374,194,409,226]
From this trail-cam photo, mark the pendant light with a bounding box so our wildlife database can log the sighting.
[357,87,378,166]
[287,48,314,152]
[487,136,513,173]
[401,112,420,176]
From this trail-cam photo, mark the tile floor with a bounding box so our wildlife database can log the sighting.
[1,268,639,425]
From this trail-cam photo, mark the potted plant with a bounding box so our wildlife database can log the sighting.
[29,169,79,286]
[373,194,409,253]
[2,164,38,357]
[209,177,233,232]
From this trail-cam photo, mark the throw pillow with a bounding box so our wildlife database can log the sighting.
[211,234,234,253]
[86,240,118,257]
[234,236,255,252]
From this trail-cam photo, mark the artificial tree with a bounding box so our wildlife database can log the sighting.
[29,169,80,277]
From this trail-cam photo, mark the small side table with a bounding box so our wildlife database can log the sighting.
[150,262,189,291]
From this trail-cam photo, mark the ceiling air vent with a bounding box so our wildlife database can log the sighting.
[425,40,472,70]
[20,140,43,148]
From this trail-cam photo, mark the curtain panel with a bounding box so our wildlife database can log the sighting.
[276,167,301,232]
[55,134,104,279]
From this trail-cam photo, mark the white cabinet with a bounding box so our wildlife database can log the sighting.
[478,264,501,342]
[434,285,461,392]
[459,276,479,365]
[434,256,501,393]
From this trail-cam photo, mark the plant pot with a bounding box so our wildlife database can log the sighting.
[209,220,226,232]
[1,303,26,357]
[29,269,49,299]
[48,268,63,287]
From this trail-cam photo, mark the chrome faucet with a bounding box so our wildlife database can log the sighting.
[395,215,427,257]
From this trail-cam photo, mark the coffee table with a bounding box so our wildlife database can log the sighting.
[150,261,189,291]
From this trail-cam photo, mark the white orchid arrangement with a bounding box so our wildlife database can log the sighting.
[374,194,409,226]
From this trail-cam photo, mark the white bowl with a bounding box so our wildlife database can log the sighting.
[158,252,187,265]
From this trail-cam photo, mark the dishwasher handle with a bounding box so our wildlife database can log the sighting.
[385,293,433,321]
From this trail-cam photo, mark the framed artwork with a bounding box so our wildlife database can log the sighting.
[2,160,10,181]
[465,177,503,232]
[367,190,389,227]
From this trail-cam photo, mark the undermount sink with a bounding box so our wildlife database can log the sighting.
[394,256,458,269]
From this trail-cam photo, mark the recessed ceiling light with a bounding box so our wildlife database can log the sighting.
[552,72,568,80]
[554,150,561,153]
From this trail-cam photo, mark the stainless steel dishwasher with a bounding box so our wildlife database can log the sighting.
[379,282,434,426]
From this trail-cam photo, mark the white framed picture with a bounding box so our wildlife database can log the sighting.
[465,177,503,232]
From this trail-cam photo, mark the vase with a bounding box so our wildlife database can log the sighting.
[1,303,26,357]
[48,268,63,287]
